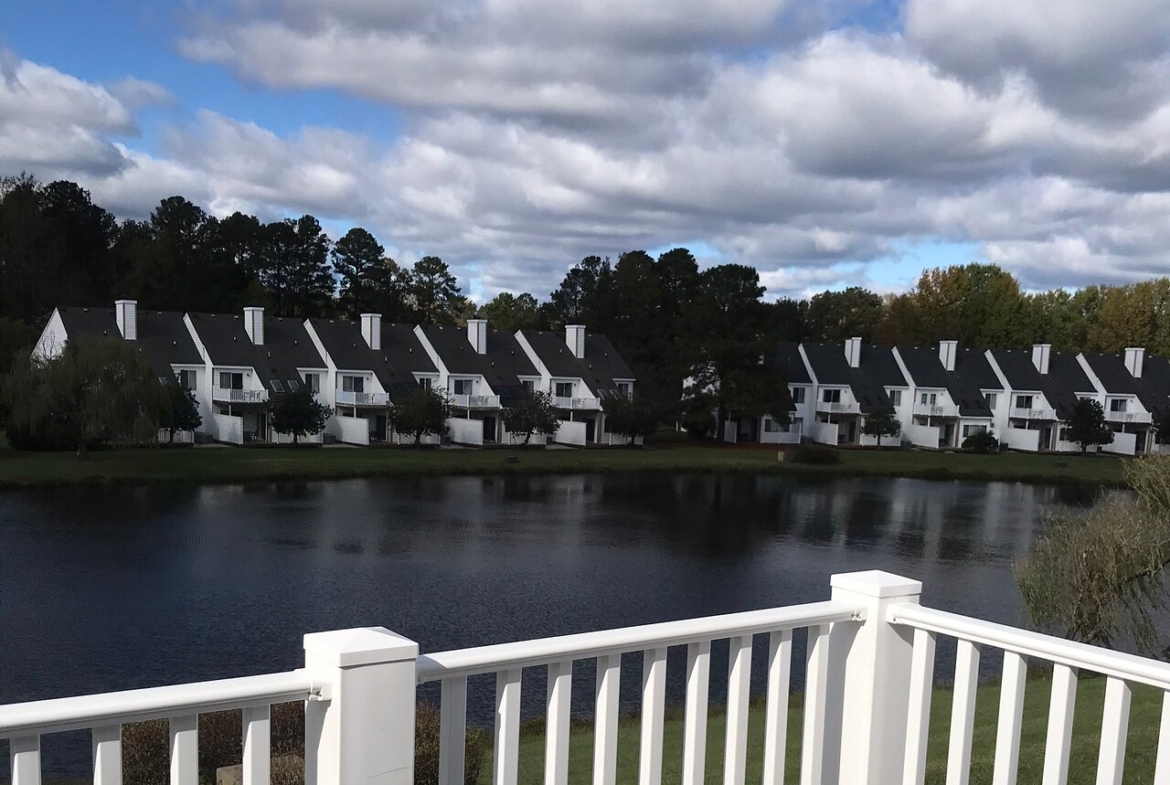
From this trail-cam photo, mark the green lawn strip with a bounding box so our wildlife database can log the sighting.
[0,438,1128,491]
[480,675,1161,785]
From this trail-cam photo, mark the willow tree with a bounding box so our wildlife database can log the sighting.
[1015,456,1170,653]
[3,335,165,457]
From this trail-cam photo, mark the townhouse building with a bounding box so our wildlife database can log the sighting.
[1077,349,1162,454]
[797,339,902,446]
[892,343,999,449]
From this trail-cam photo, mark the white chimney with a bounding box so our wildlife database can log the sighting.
[243,306,264,346]
[1031,343,1051,375]
[566,325,586,359]
[114,299,137,341]
[467,318,487,354]
[1125,347,1145,378]
[361,313,382,350]
[939,340,958,372]
[844,336,862,368]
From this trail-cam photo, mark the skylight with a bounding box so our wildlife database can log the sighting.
[271,379,284,393]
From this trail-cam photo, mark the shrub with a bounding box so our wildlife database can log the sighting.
[122,701,484,785]
[788,444,841,465]
[962,430,1000,454]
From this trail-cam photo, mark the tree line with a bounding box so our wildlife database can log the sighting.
[4,174,1170,425]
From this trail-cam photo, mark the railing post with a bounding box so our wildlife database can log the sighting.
[303,627,420,785]
[828,570,922,785]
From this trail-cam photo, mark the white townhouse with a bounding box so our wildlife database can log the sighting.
[797,338,904,447]
[985,344,1099,453]
[1076,348,1159,455]
[891,341,998,449]
[516,325,638,446]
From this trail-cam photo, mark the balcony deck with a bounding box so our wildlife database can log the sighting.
[815,400,860,415]
[3,571,1168,785]
[212,388,268,404]
[336,390,390,406]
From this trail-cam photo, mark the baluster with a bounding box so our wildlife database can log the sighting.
[1156,691,1170,784]
[10,735,41,785]
[723,635,753,785]
[1041,665,1078,785]
[1096,678,1132,785]
[92,725,122,785]
[594,654,622,785]
[992,652,1027,785]
[440,677,469,785]
[946,640,980,785]
[242,706,271,785]
[903,629,937,785]
[639,648,668,785]
[494,669,523,785]
[800,624,831,785]
[170,715,198,785]
[545,662,572,785]
[762,630,792,785]
[682,640,711,785]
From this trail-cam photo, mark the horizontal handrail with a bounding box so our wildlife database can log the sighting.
[416,600,858,683]
[0,670,317,738]
[889,604,1170,690]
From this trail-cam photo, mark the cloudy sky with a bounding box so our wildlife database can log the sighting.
[2,0,1168,301]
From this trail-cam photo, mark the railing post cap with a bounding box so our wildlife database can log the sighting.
[303,626,419,668]
[830,570,922,599]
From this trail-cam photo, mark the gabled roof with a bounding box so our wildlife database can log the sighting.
[521,330,635,394]
[771,342,811,384]
[185,312,325,390]
[1082,352,1170,418]
[897,345,1000,417]
[422,325,540,404]
[309,319,436,401]
[801,342,900,413]
[55,306,201,377]
[990,349,1094,417]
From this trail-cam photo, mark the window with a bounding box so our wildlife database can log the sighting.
[920,392,936,406]
[790,386,806,404]
[287,379,301,391]
[616,381,633,397]
[453,379,472,395]
[962,424,987,438]
[179,369,197,390]
[888,390,902,407]
[159,376,169,385]
[555,382,573,398]
[984,393,997,409]
[522,379,536,393]
[342,375,365,393]
[1110,398,1128,412]
[419,377,433,390]
[270,379,284,393]
[303,373,320,393]
[1016,395,1033,409]
[822,388,841,403]
[219,372,243,390]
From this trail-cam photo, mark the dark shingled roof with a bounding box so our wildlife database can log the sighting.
[800,342,902,413]
[896,345,1000,417]
[521,329,636,394]
[186,312,325,390]
[771,342,812,384]
[308,319,436,401]
[55,306,201,377]
[1081,352,1170,418]
[422,325,540,404]
[990,348,1094,418]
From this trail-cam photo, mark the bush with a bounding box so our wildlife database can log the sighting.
[788,444,841,465]
[962,430,1000,454]
[122,701,485,785]
[4,420,106,452]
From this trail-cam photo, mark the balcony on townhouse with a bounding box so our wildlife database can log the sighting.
[1106,409,1153,424]
[1010,406,1057,420]
[815,400,861,415]
[336,390,390,407]
[554,396,602,410]
[912,402,960,418]
[448,393,501,408]
[212,387,268,404]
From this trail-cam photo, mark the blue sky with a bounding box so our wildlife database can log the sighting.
[0,0,1164,301]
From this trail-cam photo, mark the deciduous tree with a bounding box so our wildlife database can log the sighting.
[479,292,542,331]
[160,382,202,443]
[389,387,451,446]
[861,411,900,447]
[500,390,559,445]
[1066,398,1113,453]
[267,387,332,444]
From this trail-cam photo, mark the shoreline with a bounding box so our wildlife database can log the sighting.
[0,440,1130,492]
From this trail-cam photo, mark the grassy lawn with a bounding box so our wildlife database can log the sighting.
[482,674,1161,785]
[0,433,1129,491]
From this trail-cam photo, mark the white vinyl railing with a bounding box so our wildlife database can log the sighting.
[9,571,1170,785]
[1106,409,1153,424]
[212,388,269,404]
[1011,406,1056,420]
[815,400,861,414]
[336,390,389,406]
[912,403,959,418]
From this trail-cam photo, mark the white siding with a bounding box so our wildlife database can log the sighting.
[211,413,244,445]
[33,310,67,359]
[447,417,485,446]
[327,415,370,446]
[554,420,588,446]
